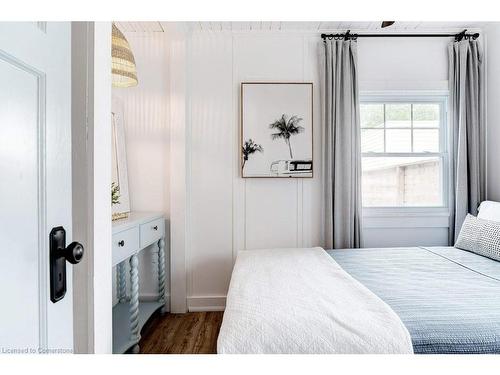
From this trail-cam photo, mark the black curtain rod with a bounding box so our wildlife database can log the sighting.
[321,29,479,42]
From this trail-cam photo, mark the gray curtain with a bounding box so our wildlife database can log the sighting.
[448,39,486,243]
[321,39,362,249]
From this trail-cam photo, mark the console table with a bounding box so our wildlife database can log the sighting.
[112,212,166,354]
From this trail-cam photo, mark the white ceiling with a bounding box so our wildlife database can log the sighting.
[116,21,485,33]
[115,21,165,32]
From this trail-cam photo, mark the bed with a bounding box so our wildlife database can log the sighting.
[218,202,500,354]
[218,245,500,354]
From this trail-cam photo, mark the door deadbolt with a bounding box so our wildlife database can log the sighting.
[50,226,84,303]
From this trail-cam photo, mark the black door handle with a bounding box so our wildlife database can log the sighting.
[50,226,84,303]
[63,242,84,264]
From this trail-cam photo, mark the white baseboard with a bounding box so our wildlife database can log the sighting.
[187,296,226,312]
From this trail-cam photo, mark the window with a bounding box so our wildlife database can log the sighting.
[360,97,447,208]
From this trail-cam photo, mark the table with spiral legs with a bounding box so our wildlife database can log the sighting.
[112,212,167,354]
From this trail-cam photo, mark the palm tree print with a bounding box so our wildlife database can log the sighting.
[269,114,304,159]
[242,139,264,169]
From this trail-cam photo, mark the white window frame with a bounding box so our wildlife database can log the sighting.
[360,92,450,217]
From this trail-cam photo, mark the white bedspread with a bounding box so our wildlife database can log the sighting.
[217,247,413,354]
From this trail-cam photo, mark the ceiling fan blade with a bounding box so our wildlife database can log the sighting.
[381,21,395,28]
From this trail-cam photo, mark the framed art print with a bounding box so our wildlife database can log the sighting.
[241,82,313,178]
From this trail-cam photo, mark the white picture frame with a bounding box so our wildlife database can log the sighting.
[241,82,313,178]
[111,98,130,220]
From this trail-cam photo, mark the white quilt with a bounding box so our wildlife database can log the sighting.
[217,247,413,354]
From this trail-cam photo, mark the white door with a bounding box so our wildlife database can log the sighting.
[0,22,76,353]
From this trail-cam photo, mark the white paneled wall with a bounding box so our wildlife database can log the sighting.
[112,32,171,304]
[189,34,234,303]
[183,31,456,310]
[186,33,324,310]
[113,33,170,215]
[484,24,500,201]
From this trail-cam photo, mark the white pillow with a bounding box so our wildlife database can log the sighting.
[478,200,500,223]
[455,214,500,262]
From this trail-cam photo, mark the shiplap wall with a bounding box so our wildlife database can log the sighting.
[186,33,323,310]
[183,32,455,311]
[112,32,171,304]
[484,24,500,201]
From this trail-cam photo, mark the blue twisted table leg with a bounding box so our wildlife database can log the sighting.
[129,254,140,353]
[117,261,127,303]
[157,237,166,313]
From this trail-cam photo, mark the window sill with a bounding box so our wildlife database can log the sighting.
[362,207,449,218]
[362,207,450,229]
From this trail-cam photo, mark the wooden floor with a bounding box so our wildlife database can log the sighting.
[139,311,224,354]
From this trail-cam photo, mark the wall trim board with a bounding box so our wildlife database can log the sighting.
[232,34,245,264]
[185,33,194,310]
[187,296,226,312]
[297,179,304,247]
[169,27,189,313]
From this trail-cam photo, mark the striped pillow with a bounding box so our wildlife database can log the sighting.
[455,214,500,262]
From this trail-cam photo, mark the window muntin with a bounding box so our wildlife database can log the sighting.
[360,99,446,208]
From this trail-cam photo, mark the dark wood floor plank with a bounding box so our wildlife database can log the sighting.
[139,311,223,354]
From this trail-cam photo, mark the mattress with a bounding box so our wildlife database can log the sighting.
[328,246,500,354]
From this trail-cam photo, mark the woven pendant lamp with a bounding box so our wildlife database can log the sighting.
[112,23,138,87]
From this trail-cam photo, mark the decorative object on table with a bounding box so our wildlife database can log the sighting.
[241,82,313,178]
[111,182,121,205]
[111,98,131,221]
[111,22,138,88]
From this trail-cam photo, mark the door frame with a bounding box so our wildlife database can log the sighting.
[71,21,113,354]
